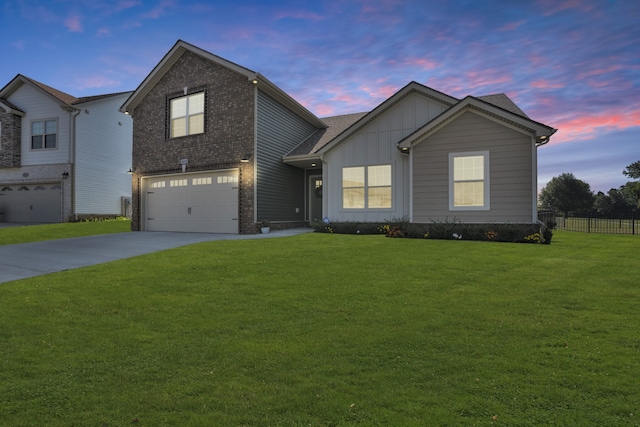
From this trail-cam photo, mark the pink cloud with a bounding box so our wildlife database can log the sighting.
[577,65,623,79]
[65,15,83,32]
[358,84,398,101]
[548,110,640,143]
[464,70,513,92]
[314,104,337,117]
[389,57,439,71]
[498,20,525,31]
[531,79,565,89]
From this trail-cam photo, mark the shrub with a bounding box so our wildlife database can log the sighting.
[315,218,546,243]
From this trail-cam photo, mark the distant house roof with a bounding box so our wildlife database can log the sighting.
[20,75,79,105]
[0,74,132,110]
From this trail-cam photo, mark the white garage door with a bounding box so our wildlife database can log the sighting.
[0,183,62,223]
[145,170,239,233]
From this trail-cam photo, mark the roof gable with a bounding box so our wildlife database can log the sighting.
[311,81,458,156]
[397,96,557,150]
[0,74,79,108]
[120,39,325,128]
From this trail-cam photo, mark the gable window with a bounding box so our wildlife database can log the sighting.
[449,151,490,210]
[342,165,392,209]
[170,92,204,138]
[31,119,57,149]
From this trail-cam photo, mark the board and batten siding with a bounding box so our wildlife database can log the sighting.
[412,111,536,223]
[256,90,318,222]
[74,93,133,215]
[10,83,72,166]
[324,91,449,222]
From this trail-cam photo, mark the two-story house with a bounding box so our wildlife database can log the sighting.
[0,75,133,223]
[120,40,556,234]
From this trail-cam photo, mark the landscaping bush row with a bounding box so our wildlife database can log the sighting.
[311,218,552,244]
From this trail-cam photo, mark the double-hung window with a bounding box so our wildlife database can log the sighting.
[449,151,490,210]
[31,119,57,149]
[342,164,392,209]
[170,92,204,138]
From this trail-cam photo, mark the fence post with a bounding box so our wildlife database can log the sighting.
[633,209,636,235]
[588,211,591,233]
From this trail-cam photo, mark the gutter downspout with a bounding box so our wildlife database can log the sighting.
[67,107,81,220]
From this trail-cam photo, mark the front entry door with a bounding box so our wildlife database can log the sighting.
[309,175,322,222]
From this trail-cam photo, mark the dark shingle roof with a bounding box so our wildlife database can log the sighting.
[20,75,131,106]
[288,112,368,156]
[476,93,529,118]
[22,75,79,105]
[74,91,133,104]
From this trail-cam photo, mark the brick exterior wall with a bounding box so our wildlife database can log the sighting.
[130,50,256,233]
[0,107,21,168]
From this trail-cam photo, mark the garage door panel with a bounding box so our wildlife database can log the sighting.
[145,170,239,233]
[0,184,61,223]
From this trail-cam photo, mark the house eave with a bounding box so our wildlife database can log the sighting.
[282,154,322,169]
[0,100,25,116]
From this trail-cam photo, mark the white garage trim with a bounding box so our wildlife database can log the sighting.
[141,169,239,233]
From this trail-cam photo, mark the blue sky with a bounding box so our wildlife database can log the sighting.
[1,0,638,193]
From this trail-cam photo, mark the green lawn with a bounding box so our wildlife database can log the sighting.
[0,219,131,246]
[1,231,638,426]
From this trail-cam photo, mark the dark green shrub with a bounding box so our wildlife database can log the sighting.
[312,219,546,244]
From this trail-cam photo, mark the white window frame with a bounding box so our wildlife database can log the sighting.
[30,118,58,150]
[449,151,490,211]
[170,92,205,138]
[342,164,393,210]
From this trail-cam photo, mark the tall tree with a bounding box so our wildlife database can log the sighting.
[594,187,636,217]
[622,161,640,207]
[623,160,640,179]
[539,173,594,215]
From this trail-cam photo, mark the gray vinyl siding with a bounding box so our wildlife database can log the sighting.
[256,90,317,222]
[324,92,448,222]
[75,93,133,215]
[412,111,535,223]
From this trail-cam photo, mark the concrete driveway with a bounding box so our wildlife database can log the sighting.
[0,228,312,284]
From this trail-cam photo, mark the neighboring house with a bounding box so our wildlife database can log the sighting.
[121,40,556,234]
[0,75,133,223]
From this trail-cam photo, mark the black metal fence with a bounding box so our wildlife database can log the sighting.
[538,210,638,235]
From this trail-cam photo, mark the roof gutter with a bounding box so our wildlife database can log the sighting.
[535,128,558,147]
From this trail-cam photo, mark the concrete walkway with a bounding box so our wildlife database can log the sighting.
[0,228,313,284]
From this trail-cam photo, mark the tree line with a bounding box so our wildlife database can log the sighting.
[539,160,640,217]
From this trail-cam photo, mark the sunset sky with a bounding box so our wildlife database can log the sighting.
[1,0,638,193]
